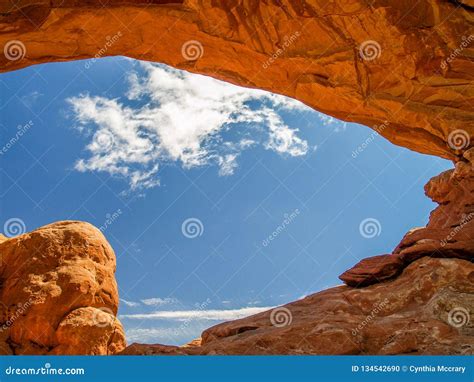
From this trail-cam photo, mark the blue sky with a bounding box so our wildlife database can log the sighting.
[0,57,451,345]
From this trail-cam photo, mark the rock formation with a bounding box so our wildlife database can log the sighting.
[0,221,126,355]
[121,256,473,355]
[0,0,473,159]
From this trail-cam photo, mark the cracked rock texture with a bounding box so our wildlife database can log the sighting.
[121,257,474,355]
[0,221,126,355]
[0,0,473,159]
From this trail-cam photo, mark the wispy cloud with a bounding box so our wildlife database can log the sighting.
[120,298,141,307]
[68,62,312,191]
[126,328,179,343]
[141,297,179,307]
[120,306,273,321]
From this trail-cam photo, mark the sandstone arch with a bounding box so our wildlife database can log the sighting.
[0,0,473,159]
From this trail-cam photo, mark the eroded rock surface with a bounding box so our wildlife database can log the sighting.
[0,221,126,355]
[121,257,474,355]
[1,0,473,159]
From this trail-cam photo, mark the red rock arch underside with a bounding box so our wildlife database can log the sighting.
[1,0,473,159]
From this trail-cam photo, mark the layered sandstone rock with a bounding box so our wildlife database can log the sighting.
[341,147,474,287]
[121,257,474,355]
[0,221,126,355]
[0,0,473,159]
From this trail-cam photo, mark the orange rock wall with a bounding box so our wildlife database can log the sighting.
[0,0,473,159]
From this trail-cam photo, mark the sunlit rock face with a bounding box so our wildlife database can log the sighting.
[0,0,472,159]
[0,221,126,355]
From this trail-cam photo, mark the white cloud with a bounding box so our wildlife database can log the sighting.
[68,62,313,190]
[141,297,179,306]
[126,328,178,343]
[120,298,141,307]
[120,306,273,321]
